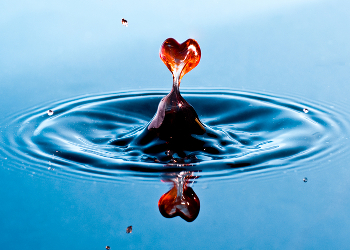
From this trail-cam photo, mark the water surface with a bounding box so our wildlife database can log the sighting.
[1,0,350,249]
[1,89,347,183]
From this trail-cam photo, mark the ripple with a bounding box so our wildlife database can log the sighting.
[1,89,349,182]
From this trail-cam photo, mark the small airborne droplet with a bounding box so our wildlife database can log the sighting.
[126,225,132,234]
[121,18,128,27]
[303,177,308,182]
[303,108,309,113]
[47,110,54,116]
[106,246,110,250]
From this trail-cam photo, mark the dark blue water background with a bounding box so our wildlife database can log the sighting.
[1,0,350,249]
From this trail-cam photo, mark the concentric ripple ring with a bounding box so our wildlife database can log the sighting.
[1,89,349,182]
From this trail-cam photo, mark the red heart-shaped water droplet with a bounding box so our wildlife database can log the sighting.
[160,38,201,82]
[158,184,200,222]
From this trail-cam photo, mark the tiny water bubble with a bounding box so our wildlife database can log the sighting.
[303,177,308,182]
[121,18,128,27]
[47,110,54,116]
[303,108,309,113]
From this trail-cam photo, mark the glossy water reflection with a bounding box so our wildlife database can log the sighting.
[158,172,200,222]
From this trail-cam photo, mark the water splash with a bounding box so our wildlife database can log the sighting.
[0,89,347,183]
[148,38,204,139]
[1,38,349,183]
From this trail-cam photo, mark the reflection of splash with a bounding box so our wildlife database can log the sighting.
[158,172,200,222]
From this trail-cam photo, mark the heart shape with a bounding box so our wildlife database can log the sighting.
[160,38,201,82]
[158,184,200,222]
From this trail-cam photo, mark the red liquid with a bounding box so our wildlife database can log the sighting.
[159,38,201,85]
[158,173,200,222]
[148,38,205,140]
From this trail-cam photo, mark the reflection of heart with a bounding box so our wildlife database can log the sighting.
[158,185,200,222]
[160,38,201,81]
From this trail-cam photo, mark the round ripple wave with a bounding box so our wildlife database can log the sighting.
[1,90,348,182]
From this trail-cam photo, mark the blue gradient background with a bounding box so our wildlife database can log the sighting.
[1,0,350,249]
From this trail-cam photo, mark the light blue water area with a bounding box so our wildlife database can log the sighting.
[1,0,350,249]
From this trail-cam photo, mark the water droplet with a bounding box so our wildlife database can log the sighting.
[303,108,309,113]
[106,246,110,250]
[47,110,54,116]
[303,177,308,182]
[126,225,132,234]
[121,18,128,27]
[159,38,201,83]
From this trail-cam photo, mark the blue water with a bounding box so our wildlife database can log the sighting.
[1,0,350,249]
[1,90,347,183]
